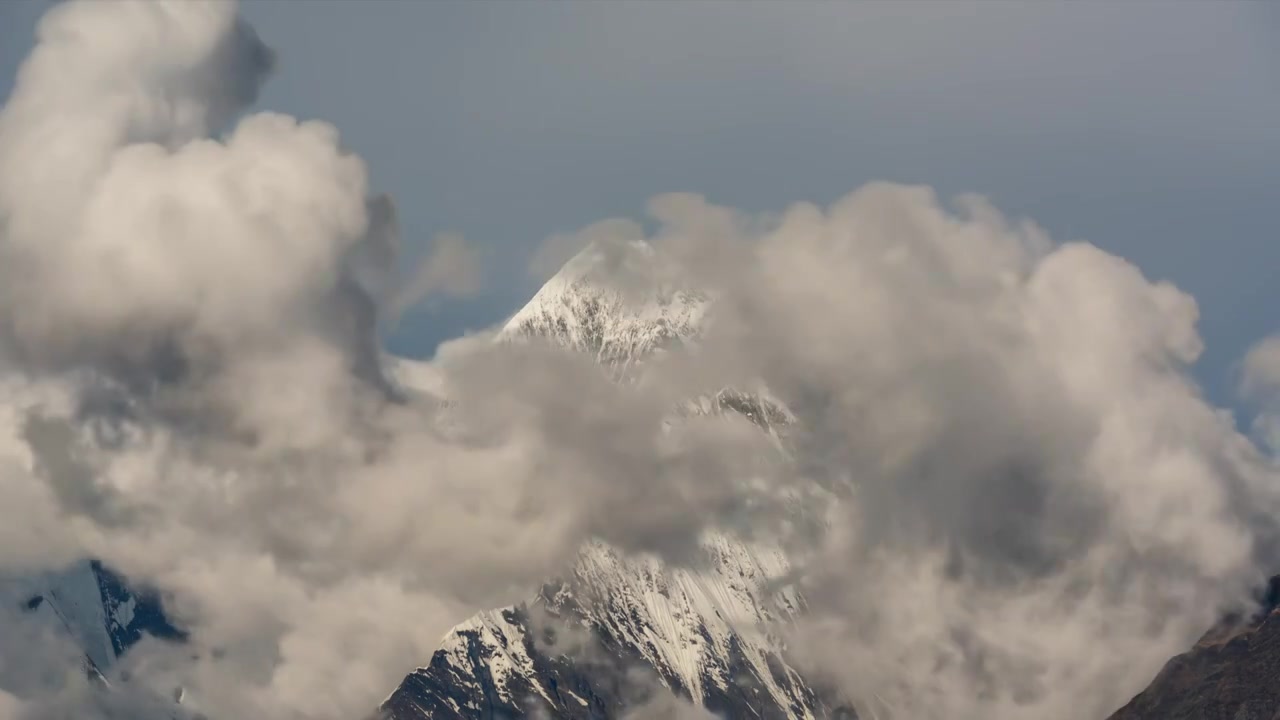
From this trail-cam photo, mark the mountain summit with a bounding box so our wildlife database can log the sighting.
[501,238,708,372]
[380,241,850,720]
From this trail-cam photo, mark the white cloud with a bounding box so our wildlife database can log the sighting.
[1241,336,1280,453]
[0,1,770,716]
[608,184,1276,720]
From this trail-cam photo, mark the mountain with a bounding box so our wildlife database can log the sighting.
[501,238,707,374]
[2,559,184,679]
[380,240,852,719]
[1105,577,1280,720]
[498,238,791,432]
[380,539,849,720]
[0,558,186,713]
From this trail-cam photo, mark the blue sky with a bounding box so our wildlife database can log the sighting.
[2,0,1278,411]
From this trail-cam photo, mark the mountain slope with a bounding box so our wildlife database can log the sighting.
[1106,577,1280,720]
[1,559,184,679]
[381,539,849,720]
[501,238,707,374]
[381,240,850,719]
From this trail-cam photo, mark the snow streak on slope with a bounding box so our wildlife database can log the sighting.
[382,535,846,720]
[554,537,814,713]
[382,240,850,719]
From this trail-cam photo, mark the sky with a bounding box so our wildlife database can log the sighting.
[2,0,1277,409]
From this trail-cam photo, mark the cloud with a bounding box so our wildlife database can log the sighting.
[0,6,779,717]
[556,184,1280,719]
[2,2,1280,720]
[619,687,721,720]
[528,219,647,282]
[388,230,485,320]
[1241,336,1280,454]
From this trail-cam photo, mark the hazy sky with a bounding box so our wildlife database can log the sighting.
[2,0,1277,409]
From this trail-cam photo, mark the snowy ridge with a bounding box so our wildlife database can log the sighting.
[382,532,835,720]
[501,239,708,373]
[382,240,850,719]
[553,536,814,715]
[680,387,796,436]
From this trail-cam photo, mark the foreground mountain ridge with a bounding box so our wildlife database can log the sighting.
[1105,576,1280,720]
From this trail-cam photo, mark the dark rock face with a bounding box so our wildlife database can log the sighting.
[15,560,185,679]
[1107,577,1280,720]
[91,560,187,658]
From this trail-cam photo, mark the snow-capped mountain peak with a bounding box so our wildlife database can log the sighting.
[500,239,709,372]
[381,242,850,719]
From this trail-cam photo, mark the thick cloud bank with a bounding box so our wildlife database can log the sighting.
[0,3,773,717]
[542,188,1280,719]
[1,2,1278,720]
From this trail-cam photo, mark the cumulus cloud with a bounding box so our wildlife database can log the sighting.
[549,185,1280,719]
[1241,336,1280,453]
[619,689,721,720]
[0,3,778,717]
[528,219,647,282]
[391,231,484,311]
[2,1,1279,720]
